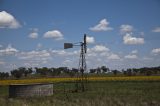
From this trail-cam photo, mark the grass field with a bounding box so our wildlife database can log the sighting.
[0,80,160,106]
[0,76,160,85]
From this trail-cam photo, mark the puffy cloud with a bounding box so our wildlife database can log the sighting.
[37,43,42,49]
[120,24,133,34]
[19,50,50,60]
[62,59,72,65]
[124,50,138,59]
[91,45,110,52]
[28,32,38,39]
[18,50,51,66]
[0,45,3,48]
[52,50,77,56]
[0,61,5,65]
[28,28,39,39]
[143,57,153,61]
[125,54,137,59]
[90,19,113,31]
[87,52,97,57]
[123,33,144,45]
[86,36,95,44]
[0,11,21,28]
[139,32,144,36]
[0,44,18,55]
[30,28,39,32]
[151,48,160,55]
[44,30,63,40]
[52,50,67,56]
[131,50,138,54]
[87,45,120,60]
[152,27,160,32]
[108,54,120,60]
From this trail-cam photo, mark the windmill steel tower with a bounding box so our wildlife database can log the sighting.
[64,34,87,92]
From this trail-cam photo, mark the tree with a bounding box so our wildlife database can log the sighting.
[10,67,33,78]
[11,69,23,79]
[24,68,33,77]
[132,68,138,76]
[126,68,132,76]
[101,66,109,73]
[66,68,78,77]
[122,69,127,76]
[146,70,152,76]
[112,70,118,76]
[72,68,78,73]
[0,72,9,79]
[90,69,96,73]
[96,67,101,74]
[28,68,33,74]
[53,67,61,76]
[35,67,48,76]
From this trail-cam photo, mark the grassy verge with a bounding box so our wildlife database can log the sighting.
[0,81,160,106]
[0,76,160,85]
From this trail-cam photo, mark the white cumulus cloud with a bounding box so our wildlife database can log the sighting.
[30,28,39,32]
[131,50,138,54]
[86,36,95,44]
[151,48,160,55]
[29,32,38,39]
[37,43,42,49]
[44,30,63,40]
[125,54,137,59]
[18,50,51,62]
[62,59,72,65]
[152,27,160,32]
[0,61,5,65]
[0,44,18,55]
[0,44,3,48]
[52,50,77,56]
[0,11,21,29]
[123,33,144,45]
[91,45,110,52]
[120,24,133,34]
[90,19,113,31]
[108,54,120,60]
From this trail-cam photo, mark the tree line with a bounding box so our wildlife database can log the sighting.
[0,67,78,79]
[0,66,160,79]
[89,66,160,76]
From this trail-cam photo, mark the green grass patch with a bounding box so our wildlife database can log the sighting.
[0,81,160,106]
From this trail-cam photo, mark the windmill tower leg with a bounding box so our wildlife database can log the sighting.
[78,43,86,92]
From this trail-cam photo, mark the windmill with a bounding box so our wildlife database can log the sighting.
[64,34,87,92]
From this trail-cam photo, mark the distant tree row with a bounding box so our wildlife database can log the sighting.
[0,72,9,79]
[122,66,160,76]
[0,66,160,79]
[9,67,78,79]
[89,66,119,75]
[89,66,160,76]
[11,67,33,78]
[90,66,109,74]
[35,67,78,77]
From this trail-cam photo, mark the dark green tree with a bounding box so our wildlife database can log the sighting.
[0,72,9,79]
[101,66,109,73]
[96,67,101,74]
[112,70,118,76]
[11,69,23,79]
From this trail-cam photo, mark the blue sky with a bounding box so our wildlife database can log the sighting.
[0,0,160,72]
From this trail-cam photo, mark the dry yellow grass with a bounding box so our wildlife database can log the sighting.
[0,76,160,85]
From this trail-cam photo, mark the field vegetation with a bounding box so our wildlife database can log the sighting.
[0,66,160,106]
[0,81,160,106]
[0,76,160,85]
